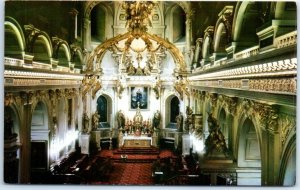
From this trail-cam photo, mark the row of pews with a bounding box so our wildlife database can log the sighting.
[31,151,114,184]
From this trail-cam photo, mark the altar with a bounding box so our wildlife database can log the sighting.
[122,136,152,148]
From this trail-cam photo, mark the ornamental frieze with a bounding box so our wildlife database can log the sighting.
[191,77,296,94]
[5,78,81,86]
[248,78,296,94]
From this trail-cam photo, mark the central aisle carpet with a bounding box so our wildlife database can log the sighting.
[107,162,153,185]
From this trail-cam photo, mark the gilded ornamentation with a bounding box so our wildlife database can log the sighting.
[5,93,14,107]
[225,96,238,115]
[56,89,64,99]
[174,76,190,100]
[252,102,279,131]
[209,93,218,112]
[36,90,47,100]
[185,106,193,132]
[122,1,156,33]
[92,80,102,99]
[204,113,229,157]
[279,114,296,146]
[81,75,102,99]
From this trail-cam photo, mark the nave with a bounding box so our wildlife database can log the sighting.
[30,145,216,186]
[3,0,296,186]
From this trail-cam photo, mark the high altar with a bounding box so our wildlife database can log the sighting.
[119,104,156,148]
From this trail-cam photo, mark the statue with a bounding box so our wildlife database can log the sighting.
[185,106,193,131]
[116,80,125,99]
[92,111,100,130]
[83,113,89,133]
[153,79,161,99]
[176,112,184,132]
[152,110,161,129]
[117,110,126,129]
[204,113,228,157]
[133,103,143,131]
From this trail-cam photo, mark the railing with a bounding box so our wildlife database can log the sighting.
[275,31,297,48]
[4,57,23,66]
[234,45,260,60]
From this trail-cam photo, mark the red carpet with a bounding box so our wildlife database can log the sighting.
[107,163,153,185]
[91,149,176,185]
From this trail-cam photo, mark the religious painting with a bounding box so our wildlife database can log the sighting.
[130,87,148,110]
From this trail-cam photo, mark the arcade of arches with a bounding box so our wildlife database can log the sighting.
[3,1,296,186]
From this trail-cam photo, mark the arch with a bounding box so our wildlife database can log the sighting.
[237,118,261,168]
[97,95,108,123]
[31,101,49,131]
[97,93,113,127]
[235,109,262,157]
[278,134,296,186]
[202,27,214,63]
[91,4,106,42]
[213,22,228,56]
[87,31,187,74]
[232,1,260,51]
[53,39,71,67]
[4,105,21,183]
[84,1,113,19]
[72,47,84,70]
[85,1,114,40]
[165,94,180,128]
[165,4,186,43]
[218,107,228,145]
[4,17,26,59]
[31,32,53,64]
[30,101,50,179]
[5,105,21,137]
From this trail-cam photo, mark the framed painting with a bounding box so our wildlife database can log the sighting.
[130,87,149,110]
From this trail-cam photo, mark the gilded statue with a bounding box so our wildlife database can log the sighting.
[204,113,228,157]
[185,106,193,131]
[133,103,143,129]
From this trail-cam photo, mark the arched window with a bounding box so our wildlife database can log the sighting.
[170,96,180,123]
[97,95,107,122]
[91,4,106,42]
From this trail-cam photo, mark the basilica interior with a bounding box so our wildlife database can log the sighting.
[3,0,297,186]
